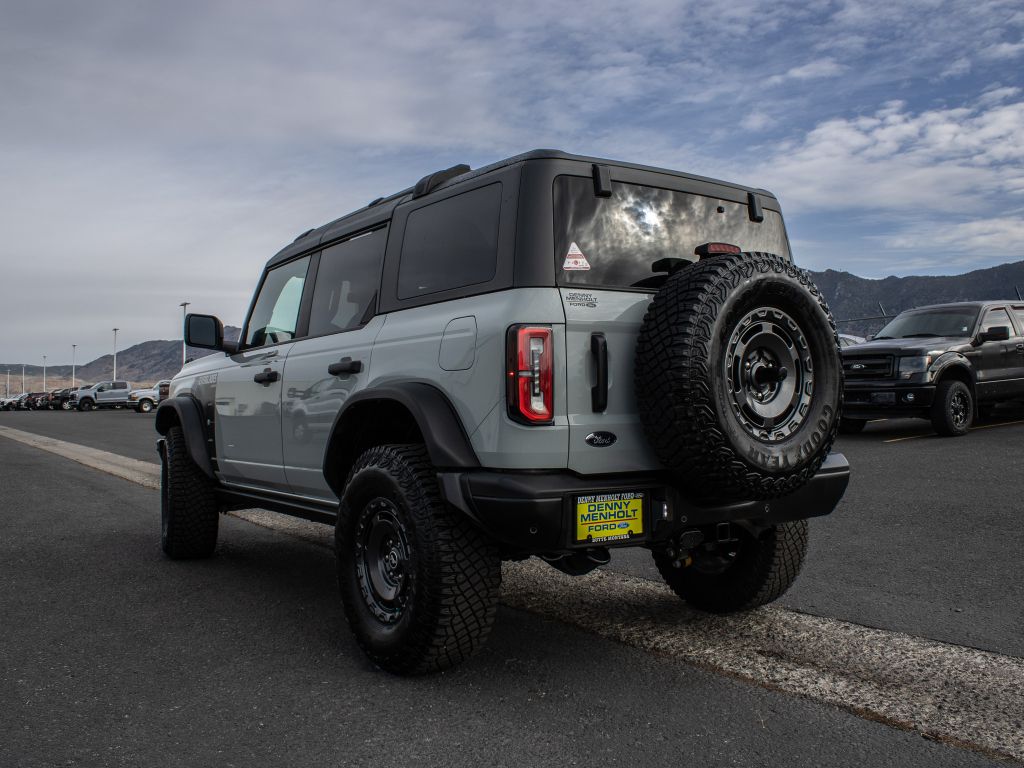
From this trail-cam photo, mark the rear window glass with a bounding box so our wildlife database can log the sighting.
[398,184,501,299]
[554,176,790,290]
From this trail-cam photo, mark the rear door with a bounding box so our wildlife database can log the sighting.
[281,227,388,500]
[553,173,793,475]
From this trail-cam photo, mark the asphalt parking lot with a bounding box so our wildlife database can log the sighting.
[1,408,1022,766]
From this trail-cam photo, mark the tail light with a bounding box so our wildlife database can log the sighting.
[506,325,554,424]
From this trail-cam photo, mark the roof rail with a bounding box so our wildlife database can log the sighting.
[413,164,470,199]
[293,228,316,242]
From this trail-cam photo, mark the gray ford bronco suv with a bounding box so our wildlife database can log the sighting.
[157,150,850,675]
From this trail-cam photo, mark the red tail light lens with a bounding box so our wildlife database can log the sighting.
[506,325,554,424]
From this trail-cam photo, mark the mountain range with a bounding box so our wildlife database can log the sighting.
[5,259,1024,391]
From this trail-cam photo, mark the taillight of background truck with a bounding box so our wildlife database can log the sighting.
[506,325,553,424]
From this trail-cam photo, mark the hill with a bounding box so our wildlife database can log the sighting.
[810,260,1024,336]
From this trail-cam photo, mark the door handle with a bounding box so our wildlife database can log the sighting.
[328,357,363,377]
[253,368,279,385]
[1017,343,1023,352]
[591,333,608,412]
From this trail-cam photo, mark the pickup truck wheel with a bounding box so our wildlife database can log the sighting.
[931,379,972,436]
[61,400,72,410]
[138,399,154,413]
[336,444,501,675]
[635,252,842,500]
[160,425,219,558]
[77,398,94,412]
[653,520,808,613]
[839,417,867,434]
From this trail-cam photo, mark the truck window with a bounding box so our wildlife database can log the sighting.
[245,256,311,347]
[553,176,790,290]
[308,227,387,335]
[981,308,1011,333]
[398,184,501,299]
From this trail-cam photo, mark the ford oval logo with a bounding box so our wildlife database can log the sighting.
[852,363,865,370]
[585,431,617,447]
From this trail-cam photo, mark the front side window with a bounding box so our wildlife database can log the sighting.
[245,256,310,347]
[981,308,1011,334]
[398,184,501,299]
[308,228,387,336]
[554,176,791,290]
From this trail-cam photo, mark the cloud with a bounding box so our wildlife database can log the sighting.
[766,58,846,86]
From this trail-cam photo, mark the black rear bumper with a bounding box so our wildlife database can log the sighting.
[438,453,850,555]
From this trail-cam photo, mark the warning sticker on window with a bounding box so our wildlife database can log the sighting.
[562,242,591,271]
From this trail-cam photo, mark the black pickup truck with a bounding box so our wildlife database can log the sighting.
[841,300,1024,436]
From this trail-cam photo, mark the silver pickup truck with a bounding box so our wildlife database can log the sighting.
[70,380,132,411]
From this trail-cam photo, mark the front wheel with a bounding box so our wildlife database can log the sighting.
[653,520,808,613]
[61,400,71,411]
[78,399,94,412]
[336,444,501,675]
[931,379,972,436]
[161,425,219,558]
[138,399,154,414]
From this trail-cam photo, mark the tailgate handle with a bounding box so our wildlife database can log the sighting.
[591,333,608,413]
[328,357,363,377]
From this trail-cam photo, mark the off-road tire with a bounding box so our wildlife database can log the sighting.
[138,399,154,414]
[77,398,94,412]
[336,444,501,675]
[653,520,808,613]
[839,417,867,434]
[931,379,972,437]
[635,252,842,500]
[161,425,219,558]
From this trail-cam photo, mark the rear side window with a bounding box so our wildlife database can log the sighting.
[398,184,501,299]
[554,176,790,290]
[113,381,128,390]
[308,227,388,336]
[245,256,310,347]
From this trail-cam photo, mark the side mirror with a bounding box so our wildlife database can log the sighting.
[866,334,875,341]
[978,325,1010,343]
[185,314,238,354]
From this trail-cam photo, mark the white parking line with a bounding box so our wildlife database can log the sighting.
[2,424,1022,762]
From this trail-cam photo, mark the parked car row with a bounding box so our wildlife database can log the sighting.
[1,380,170,413]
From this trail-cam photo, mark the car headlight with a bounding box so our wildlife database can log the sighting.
[897,355,932,379]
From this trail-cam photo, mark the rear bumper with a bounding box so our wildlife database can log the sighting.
[843,382,935,419]
[438,452,850,555]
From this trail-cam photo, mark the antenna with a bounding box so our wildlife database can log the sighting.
[1016,285,1022,301]
[877,302,887,316]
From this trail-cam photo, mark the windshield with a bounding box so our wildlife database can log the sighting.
[875,308,979,339]
[554,176,790,290]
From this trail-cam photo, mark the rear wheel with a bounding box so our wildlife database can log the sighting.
[635,252,842,500]
[161,425,219,558]
[931,379,972,436]
[336,444,501,675]
[653,521,808,613]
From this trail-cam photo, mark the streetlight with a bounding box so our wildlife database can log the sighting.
[42,355,47,391]
[5,369,9,398]
[22,364,25,393]
[112,328,119,380]
[180,301,190,366]
[72,344,77,388]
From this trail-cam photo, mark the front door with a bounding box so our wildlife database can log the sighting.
[976,307,1015,400]
[216,254,311,490]
[280,227,388,500]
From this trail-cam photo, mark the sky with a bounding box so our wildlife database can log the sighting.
[1,0,1022,364]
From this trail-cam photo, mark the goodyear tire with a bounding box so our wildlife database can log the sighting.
[336,444,501,675]
[653,520,808,613]
[161,425,219,558]
[931,379,972,436]
[635,252,842,500]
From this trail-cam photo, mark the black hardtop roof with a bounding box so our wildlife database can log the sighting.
[266,149,776,269]
[903,300,1023,312]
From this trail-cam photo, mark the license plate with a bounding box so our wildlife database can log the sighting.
[575,492,644,544]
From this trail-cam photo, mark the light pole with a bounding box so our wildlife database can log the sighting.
[5,369,9,397]
[112,328,119,380]
[180,301,190,366]
[42,355,47,391]
[72,344,77,388]
[22,364,25,393]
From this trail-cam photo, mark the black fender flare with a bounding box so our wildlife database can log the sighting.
[155,395,215,478]
[323,383,479,487]
[930,354,975,387]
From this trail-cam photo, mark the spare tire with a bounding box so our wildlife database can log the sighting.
[635,251,842,500]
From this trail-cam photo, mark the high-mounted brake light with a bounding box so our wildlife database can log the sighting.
[506,325,554,424]
[694,242,742,258]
